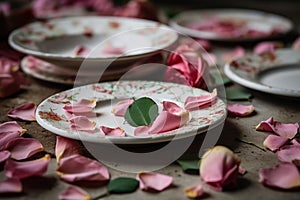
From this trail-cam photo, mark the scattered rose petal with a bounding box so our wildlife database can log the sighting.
[99,126,125,137]
[223,46,246,62]
[7,102,36,121]
[184,89,217,111]
[0,178,22,194]
[55,136,82,163]
[259,162,300,189]
[69,116,96,132]
[292,36,300,49]
[227,104,254,117]
[0,132,21,150]
[57,154,109,182]
[137,172,173,192]
[276,145,300,166]
[63,99,96,114]
[5,154,51,179]
[0,150,11,163]
[238,166,247,175]
[0,121,26,134]
[253,41,282,55]
[184,182,204,199]
[263,135,289,152]
[59,185,91,200]
[200,146,241,191]
[111,99,134,117]
[73,45,90,56]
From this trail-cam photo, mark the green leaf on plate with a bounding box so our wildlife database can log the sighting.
[124,97,158,127]
[225,88,252,100]
[107,177,139,194]
[177,159,200,174]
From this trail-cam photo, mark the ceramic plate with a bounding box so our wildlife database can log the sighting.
[9,16,177,68]
[224,49,300,97]
[170,9,293,41]
[36,81,226,144]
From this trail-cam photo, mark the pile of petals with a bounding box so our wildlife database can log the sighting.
[0,121,50,194]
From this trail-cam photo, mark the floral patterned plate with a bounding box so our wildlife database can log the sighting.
[224,49,300,98]
[36,81,226,144]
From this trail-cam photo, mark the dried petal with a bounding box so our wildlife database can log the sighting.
[263,135,289,152]
[0,150,11,163]
[200,146,241,191]
[184,182,204,199]
[292,36,300,49]
[0,132,21,151]
[7,102,36,121]
[256,117,274,132]
[57,154,110,182]
[69,116,96,132]
[0,178,22,194]
[253,41,282,55]
[55,136,82,163]
[0,121,26,134]
[184,89,217,111]
[99,126,125,137]
[137,172,173,192]
[223,46,245,62]
[259,162,300,189]
[112,99,134,117]
[5,154,51,179]
[276,145,300,166]
[59,186,91,200]
[227,104,254,117]
[63,99,96,114]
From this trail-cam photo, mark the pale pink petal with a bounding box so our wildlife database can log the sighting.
[55,136,82,163]
[223,46,246,62]
[99,126,125,137]
[57,154,110,182]
[101,46,125,55]
[63,99,96,114]
[184,89,217,111]
[259,162,300,189]
[134,126,151,136]
[200,146,241,191]
[291,139,300,146]
[276,145,300,167]
[227,104,254,117]
[0,121,26,134]
[253,41,282,55]
[162,101,185,115]
[69,116,96,132]
[111,99,134,117]
[5,138,44,160]
[255,117,274,132]
[0,178,22,193]
[7,102,36,121]
[263,135,289,152]
[137,172,173,192]
[73,45,90,56]
[5,154,51,179]
[184,182,204,199]
[0,132,21,151]
[292,36,300,49]
[59,185,91,200]
[0,150,11,163]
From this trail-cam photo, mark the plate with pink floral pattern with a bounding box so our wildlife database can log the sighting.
[36,81,226,144]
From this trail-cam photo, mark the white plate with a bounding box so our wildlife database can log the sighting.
[36,81,226,144]
[9,16,177,68]
[170,9,293,41]
[224,49,300,97]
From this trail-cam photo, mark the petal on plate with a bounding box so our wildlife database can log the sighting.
[99,126,125,137]
[111,99,134,117]
[222,46,246,62]
[292,36,300,49]
[184,89,217,111]
[5,138,43,160]
[227,104,254,117]
[69,116,96,132]
[63,99,96,114]
[73,45,90,56]
[253,41,283,55]
[57,154,110,182]
[137,172,173,192]
[263,135,289,152]
[276,145,300,167]
[259,162,300,189]
[0,150,11,163]
[0,178,22,194]
[0,132,21,151]
[134,126,151,136]
[5,154,51,179]
[59,185,91,200]
[184,182,205,199]
[55,136,82,163]
[7,102,36,121]
[200,146,241,191]
[0,121,26,134]
[101,46,125,55]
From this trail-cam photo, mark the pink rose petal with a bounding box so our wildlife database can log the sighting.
[69,116,96,132]
[63,99,96,114]
[111,99,134,117]
[0,178,22,194]
[0,121,26,134]
[256,117,274,132]
[259,162,300,189]
[0,132,21,151]
[57,154,110,182]
[5,154,51,179]
[7,102,36,121]
[223,46,246,62]
[99,126,125,137]
[162,101,185,115]
[137,172,173,192]
[292,36,300,49]
[101,46,125,55]
[55,136,82,163]
[184,182,204,199]
[200,146,241,191]
[59,185,91,200]
[276,145,300,167]
[227,104,254,117]
[263,135,289,152]
[73,45,90,56]
[184,89,217,111]
[0,150,11,163]
[253,41,282,55]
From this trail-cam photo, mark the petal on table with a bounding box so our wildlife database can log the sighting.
[184,89,217,111]
[55,136,82,163]
[292,36,300,49]
[253,41,282,55]
[255,117,275,132]
[222,46,246,62]
[263,135,289,152]
[99,126,125,137]
[59,185,91,200]
[200,146,241,191]
[69,116,96,132]
[0,121,26,134]
[5,154,51,179]
[0,178,22,194]
[184,182,204,199]
[57,154,110,182]
[259,162,300,189]
[276,145,300,167]
[7,102,36,121]
[227,104,254,117]
[137,172,173,192]
[0,132,21,151]
[63,99,96,114]
[0,150,11,163]
[111,99,134,117]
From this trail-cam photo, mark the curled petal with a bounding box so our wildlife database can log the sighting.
[276,145,300,167]
[69,116,96,132]
[55,136,82,163]
[111,99,134,117]
[5,154,51,179]
[59,186,91,200]
[0,132,21,151]
[63,99,96,114]
[184,182,204,199]
[57,154,110,182]
[184,89,217,111]
[292,36,300,49]
[223,46,246,62]
[137,172,173,192]
[7,102,36,121]
[0,178,22,194]
[73,45,90,56]
[200,146,241,191]
[162,101,185,115]
[253,41,282,55]
[263,135,289,152]
[99,126,125,137]
[259,162,300,189]
[0,151,11,163]
[227,104,254,117]
[0,121,26,134]
[256,117,274,132]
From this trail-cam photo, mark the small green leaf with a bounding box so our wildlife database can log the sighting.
[107,177,139,194]
[225,88,252,100]
[177,160,199,174]
[124,97,158,127]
